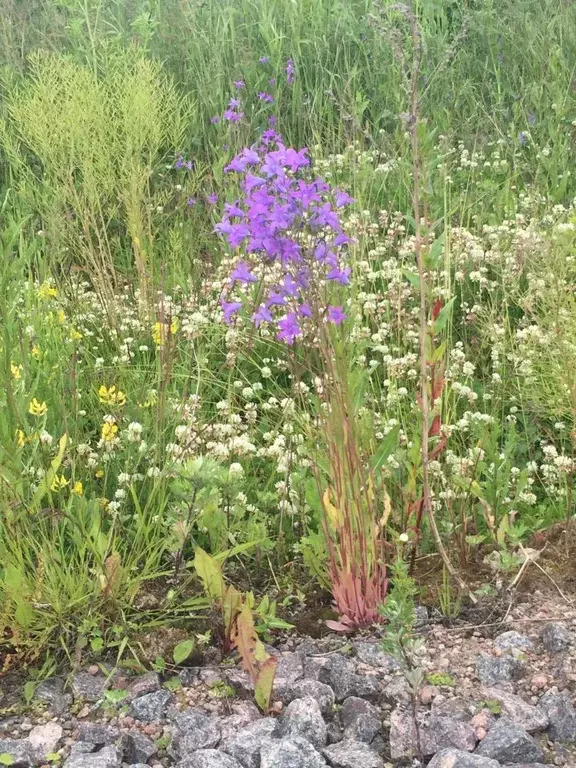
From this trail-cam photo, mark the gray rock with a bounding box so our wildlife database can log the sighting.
[169,709,221,758]
[500,765,548,768]
[219,704,262,742]
[479,687,549,732]
[427,749,500,767]
[128,764,151,768]
[537,690,576,742]
[76,722,119,744]
[495,631,534,654]
[423,715,477,755]
[274,652,304,694]
[119,731,157,763]
[0,738,36,766]
[221,717,279,768]
[323,740,384,768]
[69,742,97,755]
[389,707,419,760]
[283,679,335,716]
[129,689,173,721]
[329,655,381,702]
[260,736,327,768]
[27,722,63,758]
[382,675,412,705]
[178,750,243,768]
[415,605,429,627]
[431,697,475,722]
[304,655,332,682]
[34,677,72,715]
[326,720,344,745]
[474,718,544,763]
[279,696,327,750]
[476,653,526,686]
[341,697,381,744]
[353,642,399,672]
[540,622,572,653]
[128,671,161,698]
[223,668,254,698]
[63,744,122,768]
[71,671,110,702]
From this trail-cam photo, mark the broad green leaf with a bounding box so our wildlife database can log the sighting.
[104,689,129,704]
[370,426,399,470]
[173,638,195,665]
[193,547,224,601]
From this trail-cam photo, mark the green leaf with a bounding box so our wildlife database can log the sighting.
[193,547,224,601]
[0,755,15,766]
[164,676,182,692]
[173,638,196,665]
[402,268,420,291]
[90,636,104,653]
[370,426,399,471]
[427,231,445,269]
[104,689,129,704]
[23,680,36,704]
[433,297,456,334]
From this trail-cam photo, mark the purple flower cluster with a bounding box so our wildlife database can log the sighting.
[175,154,194,171]
[215,137,354,344]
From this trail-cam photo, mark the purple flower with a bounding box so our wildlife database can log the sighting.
[299,303,312,318]
[211,116,221,124]
[334,189,354,207]
[326,266,351,285]
[224,201,245,218]
[228,97,241,108]
[223,109,244,123]
[518,131,529,146]
[233,80,245,89]
[221,299,243,324]
[258,92,274,103]
[327,306,346,325]
[186,196,196,207]
[259,56,269,64]
[269,78,276,86]
[528,111,537,126]
[231,261,258,284]
[312,202,341,231]
[252,304,273,326]
[175,155,185,169]
[277,312,301,344]
[285,58,295,85]
[207,193,219,204]
[268,115,277,127]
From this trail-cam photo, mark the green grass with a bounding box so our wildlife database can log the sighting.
[1,0,576,666]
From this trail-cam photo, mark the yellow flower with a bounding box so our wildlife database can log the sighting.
[72,481,84,496]
[70,329,83,341]
[31,345,41,359]
[153,318,178,347]
[16,429,26,447]
[50,474,69,492]
[95,468,104,478]
[29,398,48,417]
[101,422,118,442]
[57,310,66,324]
[10,362,22,380]
[37,283,57,300]
[98,385,126,407]
[138,390,158,408]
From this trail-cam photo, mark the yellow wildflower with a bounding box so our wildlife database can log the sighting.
[101,422,118,442]
[98,385,127,407]
[37,283,57,300]
[32,345,41,359]
[50,474,69,492]
[153,318,178,347]
[138,390,158,408]
[10,362,22,380]
[70,329,83,341]
[16,429,26,447]
[72,481,84,496]
[29,398,48,417]
[57,310,66,324]
[95,468,104,478]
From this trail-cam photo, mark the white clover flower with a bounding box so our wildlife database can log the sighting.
[229,462,244,479]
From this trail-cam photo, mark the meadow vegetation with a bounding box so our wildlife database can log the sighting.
[1,0,576,680]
